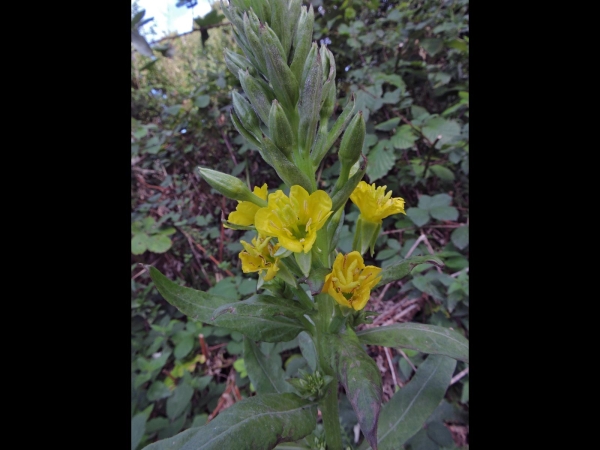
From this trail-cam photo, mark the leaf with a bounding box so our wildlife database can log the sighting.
[211,295,305,342]
[195,95,210,108]
[374,118,400,131]
[132,233,150,255]
[427,194,452,208]
[376,256,444,287]
[421,117,460,146]
[174,335,194,359]
[327,332,382,450]
[429,206,458,221]
[420,38,444,56]
[147,380,173,402]
[131,412,147,450]
[243,337,292,394]
[143,394,317,450]
[297,331,317,371]
[411,276,444,301]
[366,142,396,182]
[405,208,430,227]
[147,234,173,253]
[356,323,468,363]
[131,29,154,57]
[359,355,456,450]
[428,165,455,181]
[451,226,469,250]
[391,125,418,150]
[166,382,194,420]
[148,266,232,323]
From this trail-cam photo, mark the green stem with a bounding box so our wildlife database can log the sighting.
[315,294,342,450]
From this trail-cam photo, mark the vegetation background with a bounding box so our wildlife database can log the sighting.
[131,0,469,448]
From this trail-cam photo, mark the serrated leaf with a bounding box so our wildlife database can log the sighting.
[450,226,469,250]
[327,332,382,450]
[406,208,430,227]
[356,323,468,363]
[376,255,443,287]
[429,206,458,221]
[391,125,418,149]
[211,295,305,342]
[148,266,232,323]
[143,394,317,450]
[147,234,173,253]
[421,117,460,146]
[166,382,194,420]
[374,118,400,131]
[243,337,292,394]
[132,233,150,255]
[359,355,456,450]
[366,143,396,182]
[428,164,455,181]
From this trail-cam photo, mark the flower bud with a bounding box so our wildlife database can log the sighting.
[197,167,267,205]
[290,5,314,83]
[330,157,367,211]
[243,11,268,76]
[224,48,256,80]
[268,99,294,160]
[335,111,365,190]
[230,111,262,148]
[298,46,323,157]
[239,69,275,126]
[232,90,261,142]
[311,94,355,168]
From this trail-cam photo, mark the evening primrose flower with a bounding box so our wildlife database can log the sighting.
[322,251,382,311]
[239,235,281,281]
[350,181,405,224]
[350,181,406,256]
[254,185,333,253]
[227,183,268,226]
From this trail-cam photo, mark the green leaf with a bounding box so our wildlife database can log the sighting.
[420,38,444,56]
[428,194,452,209]
[366,142,396,182]
[243,337,292,394]
[147,380,173,402]
[360,355,456,450]
[132,233,150,255]
[166,382,194,420]
[148,266,232,323]
[406,207,430,227]
[327,332,382,450]
[147,234,173,253]
[144,394,318,450]
[451,226,469,250]
[428,165,455,181]
[376,256,444,287]
[421,117,461,146]
[356,323,469,363]
[211,295,305,342]
[298,331,317,372]
[174,335,194,359]
[391,125,418,150]
[131,412,147,450]
[195,95,210,108]
[374,118,400,131]
[429,206,458,221]
[411,276,444,301]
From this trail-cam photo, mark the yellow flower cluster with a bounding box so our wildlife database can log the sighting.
[350,181,405,224]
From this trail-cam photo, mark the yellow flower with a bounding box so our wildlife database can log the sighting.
[255,185,333,253]
[239,235,281,281]
[227,183,268,226]
[350,181,406,224]
[322,251,382,311]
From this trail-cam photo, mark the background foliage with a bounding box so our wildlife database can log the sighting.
[131,1,469,448]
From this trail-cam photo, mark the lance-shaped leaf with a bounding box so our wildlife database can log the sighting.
[243,336,293,394]
[286,0,302,58]
[311,94,355,167]
[249,0,270,24]
[359,355,456,450]
[243,11,268,76]
[375,256,444,287]
[290,5,314,82]
[270,0,291,59]
[143,393,318,450]
[262,135,314,192]
[356,323,469,363]
[239,69,275,126]
[327,332,382,450]
[269,99,294,159]
[260,24,299,111]
[297,331,317,371]
[211,294,305,342]
[231,111,262,148]
[224,48,257,80]
[298,46,323,157]
[147,266,231,323]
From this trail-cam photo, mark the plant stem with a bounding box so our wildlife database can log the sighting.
[315,294,342,450]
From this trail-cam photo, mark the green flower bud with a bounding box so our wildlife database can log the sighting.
[243,12,268,76]
[298,46,323,157]
[311,93,355,168]
[287,0,302,55]
[338,111,365,169]
[290,5,314,82]
[239,69,275,126]
[230,111,262,148]
[270,0,291,60]
[260,24,299,111]
[330,156,367,211]
[224,49,256,80]
[248,0,270,24]
[197,167,267,206]
[268,99,294,160]
[232,90,262,142]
